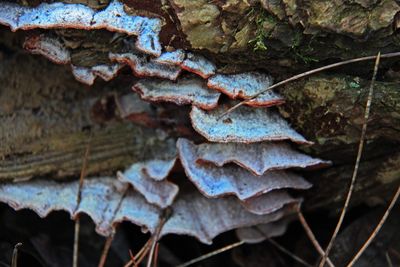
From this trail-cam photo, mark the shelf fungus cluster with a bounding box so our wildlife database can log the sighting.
[0,1,330,245]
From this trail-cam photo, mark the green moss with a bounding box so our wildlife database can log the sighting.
[248,9,276,51]
[290,32,319,64]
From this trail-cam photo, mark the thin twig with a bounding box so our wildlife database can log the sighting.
[134,239,152,265]
[146,239,159,267]
[153,243,160,267]
[386,251,394,267]
[389,248,400,260]
[218,51,397,119]
[97,180,129,267]
[146,209,172,267]
[133,241,152,267]
[124,238,152,267]
[73,222,81,267]
[98,234,115,267]
[176,240,245,267]
[267,239,313,267]
[124,209,172,267]
[73,137,92,267]
[346,185,400,267]
[296,209,335,267]
[11,243,22,267]
[319,52,381,267]
[126,250,138,267]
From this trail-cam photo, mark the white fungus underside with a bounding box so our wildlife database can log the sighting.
[0,177,292,244]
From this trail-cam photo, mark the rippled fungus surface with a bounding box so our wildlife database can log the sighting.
[177,138,312,200]
[194,141,329,175]
[133,78,221,110]
[208,72,284,107]
[190,104,312,144]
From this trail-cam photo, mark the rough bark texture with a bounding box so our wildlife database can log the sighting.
[1,0,400,213]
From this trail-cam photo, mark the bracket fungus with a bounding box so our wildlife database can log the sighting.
[109,51,182,81]
[0,0,162,56]
[71,64,123,85]
[116,157,178,208]
[240,191,301,215]
[0,177,292,244]
[0,0,331,249]
[117,169,179,209]
[24,34,124,85]
[194,142,329,176]
[190,104,312,144]
[207,72,285,107]
[236,219,291,244]
[133,78,221,110]
[177,138,311,200]
[151,49,186,66]
[23,34,71,65]
[181,53,216,79]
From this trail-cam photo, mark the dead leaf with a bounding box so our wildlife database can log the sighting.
[177,138,312,200]
[133,78,221,110]
[190,103,312,144]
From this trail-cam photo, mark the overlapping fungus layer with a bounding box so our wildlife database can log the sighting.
[0,0,330,244]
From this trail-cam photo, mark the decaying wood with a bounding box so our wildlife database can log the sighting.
[0,50,180,181]
[1,37,399,212]
[1,0,400,219]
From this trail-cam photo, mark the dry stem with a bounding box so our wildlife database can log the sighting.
[319,52,381,267]
[296,208,334,267]
[346,185,400,267]
[73,136,92,267]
